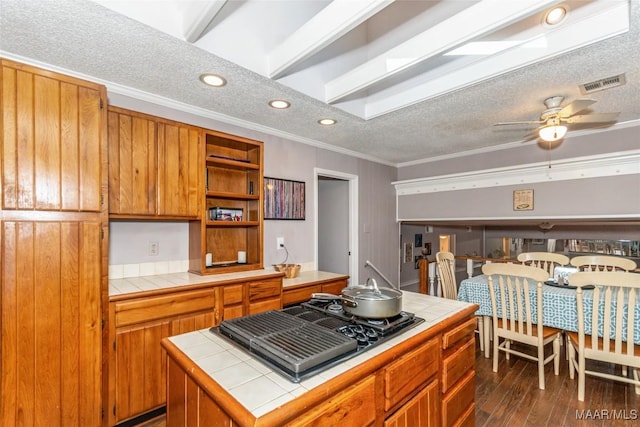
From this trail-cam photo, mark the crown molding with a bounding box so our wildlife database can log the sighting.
[393,150,640,195]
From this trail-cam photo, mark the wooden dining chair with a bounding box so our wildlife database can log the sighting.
[567,271,640,401]
[570,255,637,272]
[517,252,570,278]
[482,263,562,390]
[436,251,485,352]
[436,251,457,299]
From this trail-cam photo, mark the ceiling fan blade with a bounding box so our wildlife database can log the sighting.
[565,112,620,124]
[494,120,544,126]
[558,98,596,118]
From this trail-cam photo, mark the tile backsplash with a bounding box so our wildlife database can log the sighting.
[109,259,190,279]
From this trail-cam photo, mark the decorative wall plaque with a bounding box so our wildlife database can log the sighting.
[513,189,534,211]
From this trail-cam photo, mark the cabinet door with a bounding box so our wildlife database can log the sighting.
[384,380,439,427]
[108,109,157,215]
[157,122,201,217]
[115,321,170,422]
[1,59,104,212]
[1,221,102,426]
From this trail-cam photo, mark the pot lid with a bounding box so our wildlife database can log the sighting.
[342,286,401,300]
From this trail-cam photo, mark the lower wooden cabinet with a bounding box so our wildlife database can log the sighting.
[109,289,218,425]
[107,274,283,425]
[384,379,439,427]
[282,277,348,306]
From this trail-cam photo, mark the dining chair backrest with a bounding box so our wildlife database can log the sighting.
[436,251,457,299]
[482,263,549,338]
[570,255,637,272]
[517,252,570,277]
[570,271,640,359]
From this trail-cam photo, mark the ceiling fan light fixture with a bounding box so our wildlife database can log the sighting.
[544,6,567,26]
[539,124,567,142]
[199,73,226,87]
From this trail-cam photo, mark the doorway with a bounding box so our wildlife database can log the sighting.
[314,168,358,286]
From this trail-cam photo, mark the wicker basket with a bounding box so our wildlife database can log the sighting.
[274,263,301,278]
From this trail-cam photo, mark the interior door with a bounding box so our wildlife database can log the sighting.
[318,177,349,275]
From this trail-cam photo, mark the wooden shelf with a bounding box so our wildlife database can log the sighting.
[205,220,260,227]
[206,190,259,200]
[206,156,260,170]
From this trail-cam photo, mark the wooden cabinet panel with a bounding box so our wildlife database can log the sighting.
[1,59,104,212]
[322,279,347,295]
[107,107,201,218]
[285,375,376,427]
[110,290,218,425]
[157,122,201,217]
[248,278,282,301]
[442,371,475,427]
[384,379,439,427]
[1,220,102,426]
[108,109,156,215]
[224,284,244,305]
[384,337,439,411]
[114,288,216,327]
[442,338,475,394]
[282,284,321,306]
[442,317,476,350]
[248,298,281,315]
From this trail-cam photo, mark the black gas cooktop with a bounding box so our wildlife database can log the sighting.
[211,296,424,382]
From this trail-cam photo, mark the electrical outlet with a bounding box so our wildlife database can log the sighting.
[277,237,284,250]
[149,241,159,256]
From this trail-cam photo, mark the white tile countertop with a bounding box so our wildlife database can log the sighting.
[166,291,475,418]
[108,269,347,297]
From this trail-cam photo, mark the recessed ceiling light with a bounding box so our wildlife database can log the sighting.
[318,118,336,126]
[544,6,566,26]
[199,73,226,87]
[269,100,290,109]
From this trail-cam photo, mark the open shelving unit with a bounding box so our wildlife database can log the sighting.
[189,130,264,274]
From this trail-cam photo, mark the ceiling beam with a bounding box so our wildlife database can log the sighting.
[325,0,561,104]
[268,0,394,79]
[183,0,227,43]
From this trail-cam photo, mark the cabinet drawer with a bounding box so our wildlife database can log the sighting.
[442,317,477,350]
[442,370,475,427]
[249,298,281,315]
[115,289,215,328]
[384,337,439,411]
[442,337,475,393]
[223,284,244,305]
[282,285,321,306]
[248,278,282,301]
[286,375,376,427]
[322,280,347,295]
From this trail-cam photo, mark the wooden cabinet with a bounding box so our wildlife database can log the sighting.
[108,288,218,425]
[282,276,348,306]
[1,59,107,427]
[107,273,282,425]
[2,59,104,212]
[441,317,477,427]
[384,379,439,427]
[162,311,477,427]
[108,107,201,219]
[189,130,263,274]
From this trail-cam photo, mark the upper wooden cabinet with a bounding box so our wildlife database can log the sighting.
[189,130,264,274]
[1,59,104,212]
[108,107,201,219]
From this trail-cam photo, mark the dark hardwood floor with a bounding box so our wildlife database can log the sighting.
[474,339,640,427]
[132,339,639,427]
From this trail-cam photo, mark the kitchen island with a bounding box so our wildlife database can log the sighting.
[161,291,478,426]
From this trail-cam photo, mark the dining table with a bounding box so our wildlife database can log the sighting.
[457,273,640,358]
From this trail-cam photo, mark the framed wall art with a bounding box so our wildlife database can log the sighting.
[264,177,306,220]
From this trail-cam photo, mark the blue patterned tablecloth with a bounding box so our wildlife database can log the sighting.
[458,274,640,344]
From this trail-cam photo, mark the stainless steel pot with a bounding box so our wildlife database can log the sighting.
[340,278,402,318]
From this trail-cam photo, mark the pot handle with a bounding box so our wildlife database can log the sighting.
[366,277,380,293]
[311,293,341,300]
[342,296,358,308]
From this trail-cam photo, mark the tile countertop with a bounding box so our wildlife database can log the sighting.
[166,291,476,418]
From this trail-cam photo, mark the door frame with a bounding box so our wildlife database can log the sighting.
[314,168,359,286]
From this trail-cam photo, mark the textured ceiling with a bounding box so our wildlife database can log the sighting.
[1,0,639,166]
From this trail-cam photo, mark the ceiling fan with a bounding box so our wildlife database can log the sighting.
[494,96,619,142]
